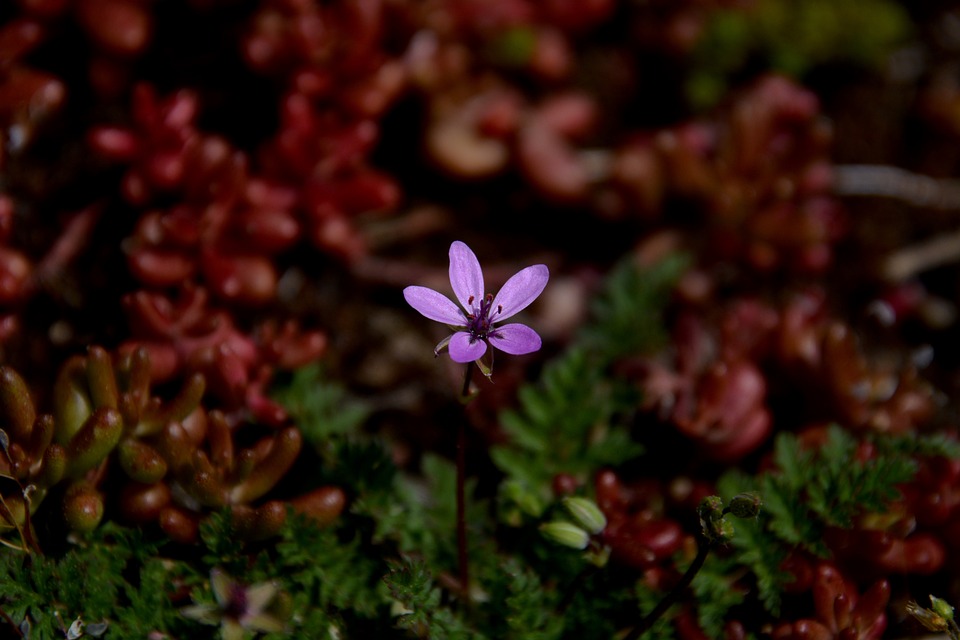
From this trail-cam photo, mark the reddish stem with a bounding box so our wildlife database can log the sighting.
[457,361,474,599]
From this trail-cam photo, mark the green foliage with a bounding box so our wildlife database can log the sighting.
[268,512,386,620]
[717,425,945,615]
[580,253,689,362]
[690,554,748,638]
[477,557,564,640]
[689,0,912,107]
[492,255,686,523]
[328,438,398,497]
[384,557,483,639]
[364,454,487,569]
[199,509,248,572]
[0,524,181,638]
[491,347,642,514]
[271,362,370,448]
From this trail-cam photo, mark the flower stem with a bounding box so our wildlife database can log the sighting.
[623,535,712,640]
[456,361,475,599]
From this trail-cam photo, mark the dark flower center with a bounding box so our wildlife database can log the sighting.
[465,293,502,340]
[224,583,249,620]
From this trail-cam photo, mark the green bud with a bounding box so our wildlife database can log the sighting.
[563,496,607,535]
[539,521,590,550]
[585,544,610,568]
[930,595,955,621]
[907,600,950,633]
[698,495,733,543]
[727,492,762,519]
[717,519,735,541]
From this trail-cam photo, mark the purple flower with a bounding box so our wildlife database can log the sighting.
[404,241,549,371]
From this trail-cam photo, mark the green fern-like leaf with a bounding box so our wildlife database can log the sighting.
[491,347,642,520]
[492,255,685,525]
[384,557,483,639]
[271,362,370,447]
[270,511,385,619]
[580,253,689,361]
[496,558,564,640]
[717,425,953,616]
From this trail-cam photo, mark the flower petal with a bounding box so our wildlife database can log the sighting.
[179,605,221,626]
[210,569,233,607]
[489,323,542,355]
[491,264,549,320]
[244,612,286,633]
[245,582,278,614]
[449,241,484,311]
[222,620,245,640]
[404,286,466,325]
[448,331,487,363]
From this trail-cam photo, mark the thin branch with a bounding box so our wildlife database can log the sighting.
[456,361,475,600]
[833,164,960,210]
[880,227,960,282]
[623,536,712,640]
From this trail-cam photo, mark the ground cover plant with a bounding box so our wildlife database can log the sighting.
[2,0,960,638]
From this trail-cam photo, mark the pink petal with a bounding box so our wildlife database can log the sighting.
[448,331,487,363]
[403,286,466,325]
[491,264,549,320]
[489,323,541,355]
[449,241,484,311]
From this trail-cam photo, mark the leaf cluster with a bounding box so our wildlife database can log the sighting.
[491,256,686,521]
[0,524,180,638]
[718,425,952,615]
[383,557,481,640]
[688,0,912,107]
[271,362,370,449]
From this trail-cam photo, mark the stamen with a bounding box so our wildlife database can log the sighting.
[497,304,502,315]
[468,295,474,305]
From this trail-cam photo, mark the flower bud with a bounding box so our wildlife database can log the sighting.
[727,492,762,519]
[930,595,955,621]
[562,496,607,535]
[585,544,610,567]
[907,600,950,633]
[698,495,731,543]
[540,521,590,550]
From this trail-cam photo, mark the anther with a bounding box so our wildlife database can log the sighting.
[497,304,502,314]
[468,295,474,305]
